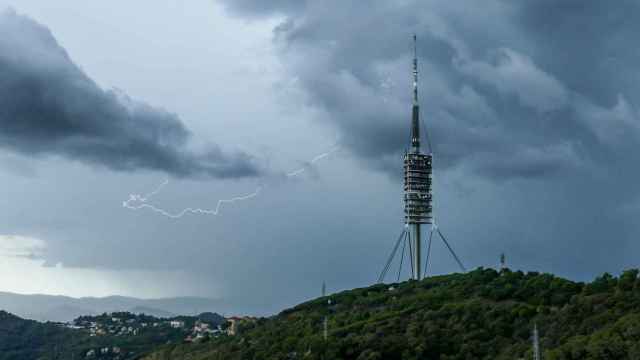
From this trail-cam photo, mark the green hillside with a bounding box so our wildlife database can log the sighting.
[143,268,640,360]
[0,311,73,360]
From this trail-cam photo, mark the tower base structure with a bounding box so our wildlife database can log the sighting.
[378,222,466,283]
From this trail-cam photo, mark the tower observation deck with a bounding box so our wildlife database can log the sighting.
[404,153,432,224]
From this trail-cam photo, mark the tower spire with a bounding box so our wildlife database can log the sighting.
[413,34,418,106]
[411,34,420,152]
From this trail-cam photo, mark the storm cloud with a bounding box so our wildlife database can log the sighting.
[216,0,640,278]
[220,0,640,181]
[0,9,259,179]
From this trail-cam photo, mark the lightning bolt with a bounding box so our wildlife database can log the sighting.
[285,148,336,177]
[122,145,339,218]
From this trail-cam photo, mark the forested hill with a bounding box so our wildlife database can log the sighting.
[0,311,73,360]
[144,268,640,360]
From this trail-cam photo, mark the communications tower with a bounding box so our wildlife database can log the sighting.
[404,34,433,280]
[378,36,465,283]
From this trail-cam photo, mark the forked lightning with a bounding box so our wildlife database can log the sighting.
[122,145,339,219]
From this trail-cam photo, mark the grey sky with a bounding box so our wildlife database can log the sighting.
[0,0,639,315]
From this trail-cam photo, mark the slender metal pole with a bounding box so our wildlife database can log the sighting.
[323,316,328,341]
[533,323,541,360]
[322,282,329,342]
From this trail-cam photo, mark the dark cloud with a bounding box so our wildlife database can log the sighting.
[218,0,306,17]
[217,0,640,279]
[220,0,640,182]
[0,9,259,179]
[516,0,640,107]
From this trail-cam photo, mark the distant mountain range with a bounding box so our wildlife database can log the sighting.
[0,292,235,322]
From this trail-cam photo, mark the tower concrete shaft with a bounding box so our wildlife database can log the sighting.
[411,224,422,280]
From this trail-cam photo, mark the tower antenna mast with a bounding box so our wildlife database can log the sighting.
[413,34,419,107]
[406,34,427,280]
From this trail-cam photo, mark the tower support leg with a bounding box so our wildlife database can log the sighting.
[377,228,407,283]
[424,226,434,277]
[435,227,466,272]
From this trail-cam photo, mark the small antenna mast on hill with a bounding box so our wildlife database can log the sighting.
[322,281,328,341]
[533,323,541,360]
